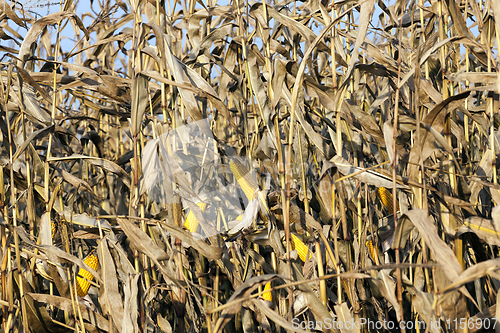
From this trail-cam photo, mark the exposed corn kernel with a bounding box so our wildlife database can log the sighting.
[230,160,259,201]
[366,240,375,259]
[262,282,272,302]
[376,187,399,213]
[291,234,312,262]
[183,202,207,233]
[366,239,380,265]
[51,222,57,239]
[76,250,98,297]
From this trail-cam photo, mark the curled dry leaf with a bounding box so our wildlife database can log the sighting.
[18,12,89,67]
[99,238,125,332]
[329,155,409,189]
[457,216,500,247]
[441,259,500,294]
[407,91,470,180]
[402,210,462,278]
[130,73,150,138]
[117,218,169,261]
[49,154,131,187]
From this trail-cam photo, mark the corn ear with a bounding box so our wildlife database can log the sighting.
[291,234,312,262]
[51,222,57,239]
[262,282,272,302]
[366,239,380,265]
[230,160,259,201]
[183,202,207,233]
[376,187,399,213]
[366,240,375,260]
[76,250,98,297]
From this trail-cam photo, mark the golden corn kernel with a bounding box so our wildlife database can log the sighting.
[183,202,207,233]
[366,239,380,265]
[366,240,375,260]
[376,187,399,213]
[51,222,57,239]
[76,250,98,297]
[230,160,259,201]
[291,234,312,262]
[262,282,272,302]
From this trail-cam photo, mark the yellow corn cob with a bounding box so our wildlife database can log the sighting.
[366,239,380,265]
[76,250,98,297]
[262,282,272,302]
[366,240,375,260]
[376,187,399,213]
[51,222,57,239]
[183,202,207,233]
[291,234,312,262]
[230,160,259,201]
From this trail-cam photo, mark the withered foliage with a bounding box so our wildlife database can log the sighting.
[0,0,500,332]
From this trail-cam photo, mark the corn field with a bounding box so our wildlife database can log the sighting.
[1,0,500,331]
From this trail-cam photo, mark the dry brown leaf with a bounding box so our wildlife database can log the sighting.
[18,12,89,67]
[402,210,462,278]
[100,238,125,332]
[117,218,169,261]
[130,73,150,137]
[329,155,409,189]
[407,91,470,180]
[457,217,500,247]
[49,154,131,187]
[441,259,500,294]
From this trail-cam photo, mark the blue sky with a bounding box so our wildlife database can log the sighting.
[15,0,368,69]
[5,0,493,76]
